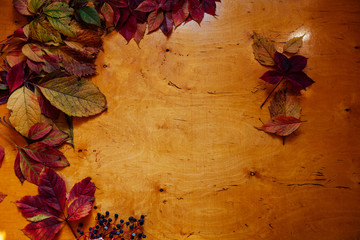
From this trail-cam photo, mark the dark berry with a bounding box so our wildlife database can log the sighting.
[116,224,121,228]
[101,215,105,218]
[77,229,80,233]
[114,213,119,218]
[126,222,130,225]
[138,233,143,238]
[143,235,147,238]
[130,225,134,230]
[78,222,83,227]
[141,215,145,219]
[113,227,116,230]
[120,229,124,233]
[93,230,98,234]
[129,217,133,221]
[109,233,113,238]
[94,206,98,209]
[80,231,84,235]
[99,220,103,225]
[89,227,93,231]
[121,238,125,240]
[116,231,120,235]
[120,219,124,223]
[108,218,112,222]
[139,219,144,225]
[97,213,101,218]
[95,225,100,229]
[106,211,109,216]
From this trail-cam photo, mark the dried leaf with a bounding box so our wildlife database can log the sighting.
[43,2,74,18]
[117,14,137,42]
[29,18,63,44]
[68,177,95,205]
[283,35,304,54]
[0,192,7,203]
[101,2,114,26]
[252,32,276,66]
[58,50,96,77]
[78,6,101,27]
[134,22,147,45]
[136,0,158,12]
[259,115,302,136]
[22,43,46,63]
[202,0,216,15]
[13,0,33,16]
[37,76,107,117]
[160,12,174,36]
[269,89,301,119]
[28,123,53,140]
[148,11,164,33]
[189,0,204,24]
[6,62,25,93]
[47,16,76,38]
[7,86,42,137]
[173,0,189,27]
[28,0,48,14]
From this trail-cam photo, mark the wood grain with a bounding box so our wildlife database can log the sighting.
[0,0,360,239]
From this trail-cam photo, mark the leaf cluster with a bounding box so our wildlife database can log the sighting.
[252,33,314,139]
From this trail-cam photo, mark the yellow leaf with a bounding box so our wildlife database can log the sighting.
[252,32,276,66]
[283,35,304,54]
[29,18,63,44]
[7,87,42,137]
[37,76,107,117]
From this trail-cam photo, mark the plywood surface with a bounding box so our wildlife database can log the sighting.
[0,0,360,239]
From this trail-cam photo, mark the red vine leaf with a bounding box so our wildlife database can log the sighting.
[40,129,68,147]
[68,177,95,205]
[0,145,4,167]
[6,62,25,93]
[189,0,205,24]
[14,152,26,184]
[173,0,189,27]
[22,142,63,164]
[148,10,164,33]
[0,192,7,203]
[117,14,138,42]
[19,149,44,185]
[22,217,63,240]
[136,0,158,12]
[258,115,302,136]
[28,123,53,140]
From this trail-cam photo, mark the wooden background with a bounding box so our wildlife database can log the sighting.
[0,0,360,239]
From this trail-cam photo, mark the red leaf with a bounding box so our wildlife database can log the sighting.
[0,192,6,203]
[22,142,63,163]
[116,8,131,29]
[289,55,307,73]
[109,0,128,8]
[118,14,138,42]
[28,123,53,141]
[113,5,121,26]
[38,92,60,119]
[274,51,290,73]
[101,2,115,26]
[38,168,66,213]
[160,12,173,36]
[147,11,164,33]
[59,50,96,77]
[172,0,189,27]
[67,196,94,221]
[27,59,43,73]
[14,152,26,183]
[68,177,95,206]
[259,115,302,136]
[22,217,63,240]
[41,129,68,147]
[189,0,204,24]
[16,195,58,219]
[0,145,4,168]
[43,155,69,168]
[260,70,283,84]
[202,0,216,15]
[286,71,314,90]
[134,22,147,45]
[6,62,24,93]
[19,150,44,185]
[13,0,33,16]
[43,54,60,73]
[136,0,158,12]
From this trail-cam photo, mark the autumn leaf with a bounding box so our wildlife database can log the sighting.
[22,142,63,163]
[160,12,174,36]
[13,0,33,16]
[101,2,115,26]
[28,123,53,140]
[22,43,46,63]
[47,16,76,38]
[78,6,101,27]
[134,22,147,45]
[28,0,48,14]
[7,86,42,137]
[173,0,189,27]
[36,76,107,117]
[43,2,74,18]
[19,149,44,185]
[29,18,63,44]
[117,14,138,42]
[6,62,25,93]
[14,152,26,183]
[148,11,164,33]
[189,0,204,24]
[58,50,96,77]
[136,0,158,12]
[0,146,4,168]
[258,115,302,136]
[283,35,304,54]
[17,168,95,240]
[0,192,7,203]
[252,32,276,66]
[269,89,301,119]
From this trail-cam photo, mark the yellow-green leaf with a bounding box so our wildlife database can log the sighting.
[29,18,63,44]
[7,87,42,137]
[43,2,74,18]
[37,76,107,117]
[252,32,276,66]
[283,35,304,54]
[47,16,76,37]
[28,0,48,14]
[27,214,51,222]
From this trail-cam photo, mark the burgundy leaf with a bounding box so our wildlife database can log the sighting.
[22,142,63,163]
[59,51,96,77]
[116,8,131,29]
[13,27,27,40]
[260,70,283,84]
[68,177,95,206]
[43,54,60,73]
[113,5,121,26]
[22,217,63,240]
[27,59,43,73]
[136,0,158,12]
[16,195,58,219]
[41,129,68,147]
[160,12,173,36]
[108,0,128,8]
[189,0,204,24]
[13,0,33,16]
[172,0,189,27]
[128,0,147,22]
[274,51,290,73]
[6,62,24,93]
[0,145,4,167]
[202,0,216,15]
[0,192,6,203]
[38,168,66,213]
[67,196,94,221]
[147,10,164,33]
[43,155,69,168]
[19,150,44,185]
[14,152,26,183]
[259,115,302,136]
[286,71,314,89]
[28,123,53,140]
[134,22,147,45]
[118,14,138,42]
[289,55,307,73]
[38,92,60,119]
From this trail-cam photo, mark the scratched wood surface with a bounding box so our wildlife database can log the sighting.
[0,0,360,239]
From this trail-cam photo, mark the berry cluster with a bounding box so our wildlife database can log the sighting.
[76,207,146,240]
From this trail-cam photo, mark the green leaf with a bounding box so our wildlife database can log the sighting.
[28,0,48,14]
[27,214,51,222]
[43,2,74,18]
[78,7,101,27]
[29,18,63,44]
[47,16,76,37]
[37,76,107,117]
[7,87,42,137]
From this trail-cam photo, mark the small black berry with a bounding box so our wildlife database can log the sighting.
[94,206,98,209]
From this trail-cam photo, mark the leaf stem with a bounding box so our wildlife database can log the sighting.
[260,76,285,109]
[65,219,78,239]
